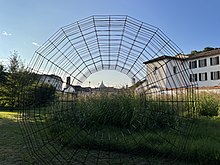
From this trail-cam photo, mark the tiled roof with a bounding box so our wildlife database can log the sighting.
[188,48,220,59]
[143,48,220,64]
[143,55,186,64]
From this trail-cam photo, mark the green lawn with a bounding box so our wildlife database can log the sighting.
[0,111,34,165]
[0,111,219,164]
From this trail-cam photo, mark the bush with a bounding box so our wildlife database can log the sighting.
[23,83,56,107]
[198,94,219,117]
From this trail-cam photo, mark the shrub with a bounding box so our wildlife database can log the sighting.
[23,83,56,107]
[198,94,219,117]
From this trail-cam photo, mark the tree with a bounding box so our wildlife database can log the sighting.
[191,50,199,55]
[0,64,6,83]
[1,51,56,109]
[203,47,215,52]
[1,51,30,110]
[26,83,56,106]
[0,64,7,107]
[8,51,24,73]
[1,52,23,109]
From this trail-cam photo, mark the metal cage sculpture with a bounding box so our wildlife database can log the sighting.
[19,15,197,164]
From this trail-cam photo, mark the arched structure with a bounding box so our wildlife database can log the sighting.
[19,15,197,164]
[29,15,190,86]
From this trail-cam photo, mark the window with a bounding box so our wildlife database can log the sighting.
[211,71,220,80]
[154,67,158,75]
[210,56,219,66]
[199,72,207,81]
[189,60,197,69]
[199,59,207,67]
[173,66,177,74]
[189,74,197,82]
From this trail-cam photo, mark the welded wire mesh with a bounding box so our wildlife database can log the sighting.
[19,15,197,164]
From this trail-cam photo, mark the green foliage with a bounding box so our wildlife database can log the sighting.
[25,83,56,107]
[0,64,6,84]
[48,106,220,163]
[191,50,199,55]
[48,92,184,160]
[75,92,136,129]
[1,110,219,164]
[0,52,26,109]
[2,71,27,108]
[191,47,218,55]
[198,93,219,117]
[182,118,220,164]
[0,111,34,164]
[0,52,56,109]
[35,92,220,163]
[65,92,181,131]
[203,47,215,52]
[8,51,24,73]
[0,64,7,107]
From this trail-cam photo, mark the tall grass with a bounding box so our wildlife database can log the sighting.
[197,92,219,117]
[47,91,220,163]
[47,92,192,162]
[68,92,183,131]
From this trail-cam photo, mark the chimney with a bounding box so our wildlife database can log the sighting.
[66,76,71,88]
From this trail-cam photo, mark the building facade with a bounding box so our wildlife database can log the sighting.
[188,49,220,87]
[141,48,220,93]
[39,74,63,91]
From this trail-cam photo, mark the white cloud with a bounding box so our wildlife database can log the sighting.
[1,31,12,36]
[32,42,41,47]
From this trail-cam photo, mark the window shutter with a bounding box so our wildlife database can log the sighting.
[195,74,197,81]
[154,67,158,75]
[199,73,201,81]
[205,59,207,66]
[211,72,213,80]
[189,62,191,69]
[210,58,213,65]
[217,57,219,65]
[205,73,207,80]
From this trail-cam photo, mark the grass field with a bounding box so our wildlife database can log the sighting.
[0,111,186,165]
[0,111,34,165]
[0,111,220,164]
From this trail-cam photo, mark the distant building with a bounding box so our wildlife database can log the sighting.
[99,81,107,88]
[63,86,76,93]
[39,74,63,91]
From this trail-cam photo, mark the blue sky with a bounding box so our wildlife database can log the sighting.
[0,0,220,87]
